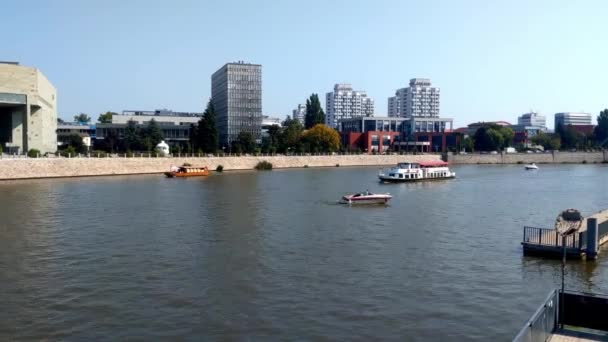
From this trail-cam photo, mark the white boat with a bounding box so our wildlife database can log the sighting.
[525,163,539,170]
[341,191,392,205]
[378,161,455,183]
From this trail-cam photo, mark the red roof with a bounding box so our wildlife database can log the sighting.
[419,161,449,167]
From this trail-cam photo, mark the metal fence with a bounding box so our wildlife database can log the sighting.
[523,226,583,249]
[513,289,558,342]
[0,151,441,159]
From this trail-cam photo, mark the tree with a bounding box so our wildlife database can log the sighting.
[462,136,474,152]
[302,124,340,152]
[305,94,325,129]
[531,132,561,151]
[142,119,163,151]
[74,113,91,123]
[278,117,304,153]
[262,125,280,153]
[201,100,219,153]
[104,129,119,152]
[98,111,116,124]
[557,124,581,149]
[64,134,85,153]
[232,131,256,153]
[473,124,512,151]
[57,118,65,124]
[595,109,608,144]
[123,120,142,151]
[497,126,514,147]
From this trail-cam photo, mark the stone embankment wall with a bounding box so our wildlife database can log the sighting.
[447,151,608,164]
[0,154,441,180]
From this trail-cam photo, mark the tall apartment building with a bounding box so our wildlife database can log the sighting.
[387,78,440,118]
[517,112,546,128]
[211,61,262,145]
[554,112,593,127]
[292,104,306,125]
[325,84,374,128]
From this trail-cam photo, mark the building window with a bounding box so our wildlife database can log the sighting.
[371,135,379,146]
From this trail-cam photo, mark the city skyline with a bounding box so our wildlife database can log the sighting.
[3,0,607,129]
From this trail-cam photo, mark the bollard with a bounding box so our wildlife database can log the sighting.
[586,218,599,259]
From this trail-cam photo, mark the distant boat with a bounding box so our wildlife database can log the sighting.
[165,166,210,178]
[524,163,538,170]
[340,191,392,205]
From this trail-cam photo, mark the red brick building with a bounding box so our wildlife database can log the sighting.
[339,116,458,153]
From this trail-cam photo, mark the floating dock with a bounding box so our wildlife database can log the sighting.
[522,210,608,260]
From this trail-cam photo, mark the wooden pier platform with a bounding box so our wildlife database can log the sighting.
[522,210,608,260]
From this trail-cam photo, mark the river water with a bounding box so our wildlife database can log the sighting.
[1,164,608,341]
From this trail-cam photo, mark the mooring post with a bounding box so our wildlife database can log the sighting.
[586,218,599,260]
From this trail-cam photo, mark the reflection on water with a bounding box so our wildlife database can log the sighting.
[1,164,608,340]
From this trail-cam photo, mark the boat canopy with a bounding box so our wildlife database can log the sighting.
[418,161,449,167]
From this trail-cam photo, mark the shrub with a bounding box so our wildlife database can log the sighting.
[94,150,107,158]
[216,165,224,172]
[27,149,40,158]
[335,163,340,167]
[304,164,309,168]
[182,162,192,166]
[582,160,587,164]
[60,146,77,157]
[517,161,523,164]
[255,160,273,170]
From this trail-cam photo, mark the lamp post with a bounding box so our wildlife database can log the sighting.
[554,209,583,329]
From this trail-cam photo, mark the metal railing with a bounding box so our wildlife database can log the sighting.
[0,151,441,159]
[513,289,558,342]
[523,226,583,249]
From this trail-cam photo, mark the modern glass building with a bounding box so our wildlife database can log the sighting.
[554,112,593,127]
[211,62,262,146]
[339,116,455,153]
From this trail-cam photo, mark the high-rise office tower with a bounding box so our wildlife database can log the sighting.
[211,61,262,145]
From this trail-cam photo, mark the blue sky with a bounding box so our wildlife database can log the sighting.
[4,0,607,128]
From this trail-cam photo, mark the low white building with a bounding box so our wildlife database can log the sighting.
[518,112,546,128]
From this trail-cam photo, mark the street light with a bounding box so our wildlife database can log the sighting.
[554,209,583,329]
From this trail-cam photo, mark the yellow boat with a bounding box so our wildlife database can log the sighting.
[164,166,210,178]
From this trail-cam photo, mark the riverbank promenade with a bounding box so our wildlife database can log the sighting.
[0,153,441,180]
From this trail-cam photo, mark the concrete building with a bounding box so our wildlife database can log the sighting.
[554,112,593,127]
[95,109,201,145]
[0,62,57,154]
[111,109,201,125]
[325,84,374,128]
[518,112,546,128]
[292,104,306,125]
[388,78,440,118]
[212,61,262,146]
[57,123,95,147]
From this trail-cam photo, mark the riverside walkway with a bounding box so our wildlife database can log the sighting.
[522,210,608,260]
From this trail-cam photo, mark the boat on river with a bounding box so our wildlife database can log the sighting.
[164,166,210,178]
[340,191,392,205]
[378,161,455,183]
[524,163,538,170]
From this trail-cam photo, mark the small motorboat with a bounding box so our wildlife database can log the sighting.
[524,163,539,170]
[340,190,392,205]
[165,165,210,178]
